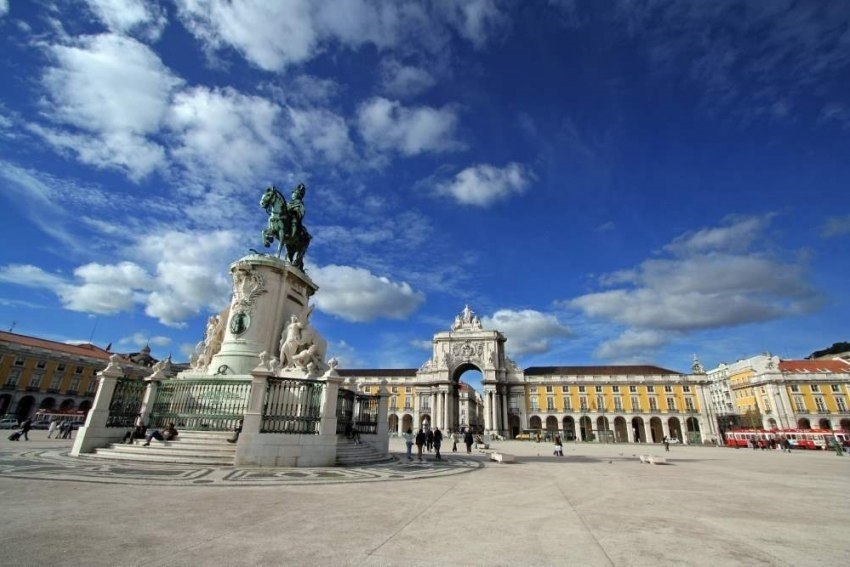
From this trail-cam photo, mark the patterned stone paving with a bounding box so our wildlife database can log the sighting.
[0,448,484,487]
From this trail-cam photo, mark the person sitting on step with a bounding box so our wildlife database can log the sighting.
[227,419,243,444]
[143,423,178,446]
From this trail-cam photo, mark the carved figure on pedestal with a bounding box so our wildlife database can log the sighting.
[277,306,327,375]
[194,309,228,371]
[451,305,483,331]
[260,184,312,269]
[279,315,304,368]
[229,262,266,336]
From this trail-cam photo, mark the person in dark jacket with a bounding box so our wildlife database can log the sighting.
[20,418,32,441]
[464,428,474,453]
[415,429,426,461]
[433,427,443,460]
[426,429,434,452]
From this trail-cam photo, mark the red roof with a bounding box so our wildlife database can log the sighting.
[0,331,112,360]
[779,359,850,373]
[524,365,682,376]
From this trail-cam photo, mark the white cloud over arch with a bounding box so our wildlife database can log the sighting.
[481,309,571,356]
[310,264,425,322]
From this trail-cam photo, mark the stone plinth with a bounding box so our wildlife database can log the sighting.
[210,254,317,376]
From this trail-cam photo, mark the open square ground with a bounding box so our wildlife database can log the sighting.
[0,433,847,566]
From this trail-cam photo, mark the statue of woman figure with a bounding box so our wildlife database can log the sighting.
[279,314,303,367]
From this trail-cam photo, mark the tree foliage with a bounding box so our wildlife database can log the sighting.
[807,342,850,359]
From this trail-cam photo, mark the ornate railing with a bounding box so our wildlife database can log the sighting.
[106,378,147,428]
[355,394,380,434]
[336,388,356,434]
[149,379,250,431]
[261,377,324,434]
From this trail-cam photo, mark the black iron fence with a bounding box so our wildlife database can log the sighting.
[106,378,147,428]
[148,379,250,431]
[355,394,380,434]
[336,388,356,434]
[261,377,324,434]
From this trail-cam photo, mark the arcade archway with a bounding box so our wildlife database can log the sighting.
[453,364,483,433]
[562,416,576,440]
[613,416,627,443]
[632,416,646,442]
[649,417,663,443]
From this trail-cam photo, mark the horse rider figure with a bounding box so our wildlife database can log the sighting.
[260,183,311,268]
[287,183,306,239]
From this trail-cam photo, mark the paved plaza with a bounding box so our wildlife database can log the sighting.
[0,432,848,566]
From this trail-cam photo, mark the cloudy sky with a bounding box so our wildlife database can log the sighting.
[0,0,848,381]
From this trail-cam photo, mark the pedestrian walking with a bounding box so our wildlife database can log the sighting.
[433,427,443,460]
[464,428,474,454]
[61,420,73,439]
[47,418,58,439]
[426,429,434,452]
[404,428,414,460]
[20,418,32,441]
[415,429,426,461]
[554,434,563,456]
[663,436,670,452]
[451,431,458,452]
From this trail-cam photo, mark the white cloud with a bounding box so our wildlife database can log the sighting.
[176,0,320,71]
[0,228,240,326]
[175,1,508,72]
[0,0,8,18]
[39,33,182,178]
[664,214,775,255]
[435,163,533,206]
[118,332,172,347]
[134,229,241,326]
[381,58,436,97]
[357,97,462,156]
[0,264,68,290]
[0,261,153,315]
[821,214,850,238]
[594,329,671,360]
[84,0,168,40]
[481,309,571,356]
[310,264,425,322]
[437,0,509,49]
[567,215,821,359]
[285,106,355,164]
[167,86,286,187]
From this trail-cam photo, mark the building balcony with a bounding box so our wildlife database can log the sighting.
[26,386,41,392]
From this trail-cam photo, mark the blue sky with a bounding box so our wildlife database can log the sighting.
[0,0,848,379]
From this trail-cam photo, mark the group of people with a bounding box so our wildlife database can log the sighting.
[7,418,75,441]
[403,427,479,461]
[47,418,75,440]
[122,423,179,446]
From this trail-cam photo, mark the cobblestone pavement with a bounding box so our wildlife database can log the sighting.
[0,445,483,487]
[1,432,849,566]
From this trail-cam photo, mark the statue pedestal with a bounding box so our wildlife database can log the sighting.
[210,254,317,376]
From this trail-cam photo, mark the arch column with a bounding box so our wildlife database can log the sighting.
[483,389,493,432]
[626,418,635,443]
[662,417,670,440]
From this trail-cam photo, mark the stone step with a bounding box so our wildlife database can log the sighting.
[108,443,235,455]
[90,449,234,466]
[335,438,394,466]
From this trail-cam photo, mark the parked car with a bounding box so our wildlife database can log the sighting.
[0,418,20,429]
